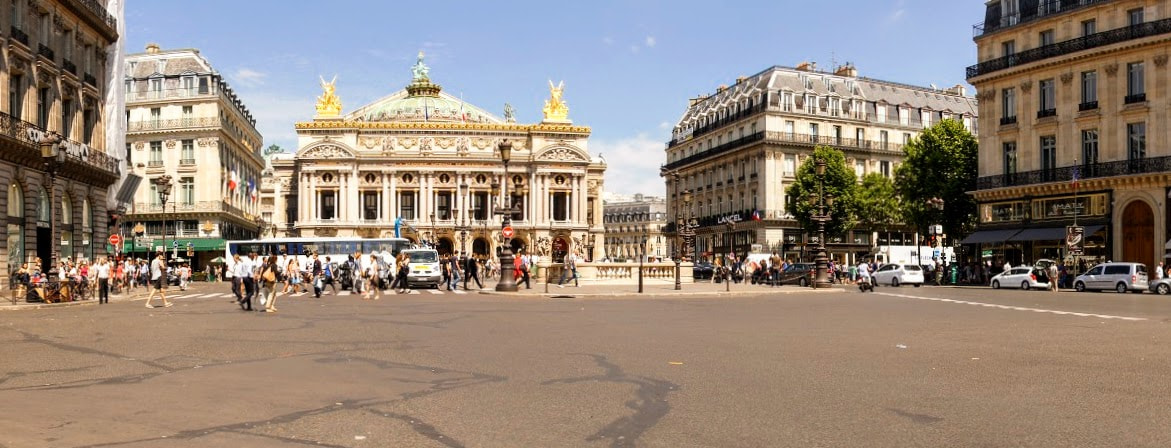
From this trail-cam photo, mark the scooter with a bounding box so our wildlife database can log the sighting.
[858,276,874,293]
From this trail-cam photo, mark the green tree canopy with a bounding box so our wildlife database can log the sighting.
[893,119,979,238]
[854,172,902,237]
[785,146,858,237]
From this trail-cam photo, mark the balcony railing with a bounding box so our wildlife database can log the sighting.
[1078,101,1098,111]
[968,17,1171,79]
[180,158,196,165]
[83,73,97,86]
[668,102,767,147]
[128,116,220,132]
[62,59,77,75]
[125,86,221,102]
[37,44,54,61]
[1125,93,1147,104]
[1037,108,1057,119]
[977,155,1171,190]
[147,160,163,167]
[9,26,28,45]
[0,110,118,175]
[132,200,248,215]
[973,0,1110,37]
[663,130,906,170]
[1000,116,1018,126]
[71,0,119,30]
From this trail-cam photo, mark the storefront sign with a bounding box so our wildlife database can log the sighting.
[1035,194,1107,220]
[981,201,1028,223]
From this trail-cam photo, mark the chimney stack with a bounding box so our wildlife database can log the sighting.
[947,84,967,96]
[795,61,815,71]
[834,63,858,78]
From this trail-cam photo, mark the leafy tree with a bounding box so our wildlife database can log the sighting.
[894,119,979,238]
[785,146,858,237]
[854,172,902,243]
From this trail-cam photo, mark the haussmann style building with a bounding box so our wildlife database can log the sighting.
[265,53,606,263]
[1,0,122,288]
[965,0,1171,270]
[602,193,667,262]
[661,62,978,264]
[120,43,264,268]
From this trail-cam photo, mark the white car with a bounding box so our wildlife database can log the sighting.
[872,263,924,287]
[990,266,1051,290]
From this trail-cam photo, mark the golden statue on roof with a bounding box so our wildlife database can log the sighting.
[542,80,570,122]
[316,75,342,118]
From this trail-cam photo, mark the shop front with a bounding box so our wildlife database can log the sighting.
[966,192,1111,272]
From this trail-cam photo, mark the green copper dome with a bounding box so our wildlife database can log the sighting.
[346,52,503,124]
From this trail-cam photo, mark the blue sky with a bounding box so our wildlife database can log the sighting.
[126,0,985,196]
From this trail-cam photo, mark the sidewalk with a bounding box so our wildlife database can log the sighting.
[1,287,150,311]
[479,277,842,297]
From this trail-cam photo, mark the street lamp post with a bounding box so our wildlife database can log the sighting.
[458,182,469,256]
[638,227,646,293]
[154,175,174,263]
[40,132,65,277]
[494,141,519,292]
[808,158,834,289]
[726,220,735,292]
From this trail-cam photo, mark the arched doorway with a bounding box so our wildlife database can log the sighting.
[1122,200,1154,269]
[472,238,489,257]
[552,236,568,263]
[7,181,24,276]
[509,237,526,255]
[437,237,454,255]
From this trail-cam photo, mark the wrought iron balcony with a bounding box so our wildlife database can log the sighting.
[1078,101,1098,111]
[977,155,1171,190]
[1125,93,1147,104]
[147,160,164,167]
[128,116,220,132]
[62,59,77,75]
[0,110,118,176]
[37,44,54,61]
[180,158,196,165]
[973,0,1110,37]
[668,102,767,147]
[1037,108,1057,119]
[125,86,220,102]
[968,17,1171,79]
[83,73,97,86]
[70,0,118,31]
[9,26,28,45]
[1000,116,1018,126]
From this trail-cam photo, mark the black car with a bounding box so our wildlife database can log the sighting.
[779,263,815,287]
[693,262,715,280]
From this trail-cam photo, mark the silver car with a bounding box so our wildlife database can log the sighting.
[1073,262,1148,293]
[1149,277,1171,295]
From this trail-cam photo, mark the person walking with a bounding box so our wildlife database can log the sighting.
[393,252,410,294]
[448,252,463,291]
[464,254,483,290]
[351,252,366,296]
[258,255,280,312]
[516,249,532,289]
[322,256,338,295]
[144,254,172,308]
[311,253,324,298]
[1048,262,1060,293]
[238,252,257,311]
[229,254,243,303]
[558,251,579,287]
[94,257,111,304]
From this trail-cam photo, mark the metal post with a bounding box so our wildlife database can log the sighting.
[811,158,832,289]
[495,142,519,292]
[638,228,645,293]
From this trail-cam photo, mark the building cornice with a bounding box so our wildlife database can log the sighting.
[294,121,592,135]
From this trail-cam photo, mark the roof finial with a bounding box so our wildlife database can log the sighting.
[412,51,430,82]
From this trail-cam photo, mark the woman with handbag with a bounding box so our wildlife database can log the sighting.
[259,255,280,312]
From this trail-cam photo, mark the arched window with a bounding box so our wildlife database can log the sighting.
[7,182,24,274]
[60,195,72,259]
[82,198,93,261]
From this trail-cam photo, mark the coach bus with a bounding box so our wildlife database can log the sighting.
[224,237,413,266]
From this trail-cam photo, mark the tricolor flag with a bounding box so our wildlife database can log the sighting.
[752,210,762,221]
[250,179,258,202]
[228,170,239,191]
[1071,166,1079,189]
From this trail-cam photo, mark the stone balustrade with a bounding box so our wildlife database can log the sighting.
[533,262,694,284]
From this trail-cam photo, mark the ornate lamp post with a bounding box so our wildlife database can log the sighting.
[808,158,834,289]
[676,187,692,290]
[725,220,735,292]
[494,141,519,292]
[40,132,65,276]
[458,181,470,257]
[154,175,174,262]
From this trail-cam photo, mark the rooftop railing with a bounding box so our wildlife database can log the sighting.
[968,17,1171,79]
[977,155,1171,190]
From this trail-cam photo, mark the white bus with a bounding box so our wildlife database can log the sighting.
[224,237,414,268]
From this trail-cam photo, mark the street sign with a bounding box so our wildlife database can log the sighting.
[173,241,179,248]
[108,234,123,246]
[502,226,515,239]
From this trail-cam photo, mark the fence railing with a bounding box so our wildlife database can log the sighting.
[977,155,1171,189]
[969,17,1171,78]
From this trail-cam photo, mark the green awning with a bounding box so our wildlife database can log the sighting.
[118,238,226,253]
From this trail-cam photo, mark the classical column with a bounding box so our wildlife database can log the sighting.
[308,172,317,223]
[297,172,307,224]
[338,172,348,222]
[388,173,398,221]
[381,173,390,222]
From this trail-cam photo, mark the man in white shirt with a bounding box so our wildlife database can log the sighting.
[1157,262,1165,280]
[144,254,172,308]
[237,252,257,311]
[94,257,111,304]
[857,261,872,286]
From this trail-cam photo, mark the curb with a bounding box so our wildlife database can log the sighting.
[477,287,845,298]
[1,291,149,311]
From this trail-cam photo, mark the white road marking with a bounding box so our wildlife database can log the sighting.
[452,290,466,295]
[875,292,1147,321]
[427,290,443,295]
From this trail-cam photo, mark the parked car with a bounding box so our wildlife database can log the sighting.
[872,263,924,287]
[1073,262,1148,293]
[693,262,715,280]
[779,263,815,287]
[990,266,1051,290]
[1149,277,1171,295]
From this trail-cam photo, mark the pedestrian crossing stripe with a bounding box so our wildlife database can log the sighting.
[427,290,443,295]
[452,290,466,294]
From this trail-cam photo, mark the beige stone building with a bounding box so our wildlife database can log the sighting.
[0,0,121,286]
[602,194,667,261]
[121,44,264,267]
[663,63,977,263]
[265,53,606,262]
[966,0,1170,270]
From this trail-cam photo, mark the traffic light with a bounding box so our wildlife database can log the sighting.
[929,235,937,247]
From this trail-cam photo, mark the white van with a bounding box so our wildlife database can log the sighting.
[401,248,442,289]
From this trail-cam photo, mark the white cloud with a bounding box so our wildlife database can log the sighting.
[887,0,907,23]
[645,36,656,48]
[658,121,671,130]
[593,134,668,196]
[602,36,615,45]
[238,94,314,151]
[629,45,640,54]
[232,68,267,87]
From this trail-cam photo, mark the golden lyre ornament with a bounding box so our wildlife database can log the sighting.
[316,75,342,117]
[542,80,570,122]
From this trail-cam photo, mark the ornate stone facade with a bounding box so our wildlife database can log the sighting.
[265,55,606,262]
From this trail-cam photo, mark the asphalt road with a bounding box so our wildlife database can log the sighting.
[2,283,1171,447]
